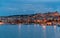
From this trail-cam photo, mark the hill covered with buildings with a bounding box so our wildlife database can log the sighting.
[0,11,60,25]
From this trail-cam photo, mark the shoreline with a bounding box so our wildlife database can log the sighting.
[0,11,60,25]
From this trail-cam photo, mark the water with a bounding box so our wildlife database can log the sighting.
[0,24,60,38]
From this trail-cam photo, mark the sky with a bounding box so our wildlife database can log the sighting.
[0,0,60,16]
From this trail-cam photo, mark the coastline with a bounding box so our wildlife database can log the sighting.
[0,11,60,25]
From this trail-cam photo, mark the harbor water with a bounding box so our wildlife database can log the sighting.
[0,24,60,38]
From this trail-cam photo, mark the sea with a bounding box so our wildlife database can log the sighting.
[0,24,60,38]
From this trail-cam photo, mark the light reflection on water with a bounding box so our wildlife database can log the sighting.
[0,24,60,38]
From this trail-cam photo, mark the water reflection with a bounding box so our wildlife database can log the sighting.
[18,24,21,30]
[27,24,30,31]
[34,24,37,27]
[56,26,60,38]
[42,26,46,30]
[33,24,41,38]
[53,25,56,38]
[42,25,46,38]
[2,24,60,38]
[18,24,22,38]
[17,24,59,38]
[54,25,56,30]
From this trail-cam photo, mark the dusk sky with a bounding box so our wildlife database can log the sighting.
[0,0,60,16]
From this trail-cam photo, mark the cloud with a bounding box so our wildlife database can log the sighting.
[0,0,60,16]
[36,0,60,2]
[2,0,60,3]
[21,0,60,2]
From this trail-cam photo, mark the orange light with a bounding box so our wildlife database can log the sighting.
[37,20,40,22]
[0,22,4,24]
[47,22,52,25]
[44,20,46,22]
